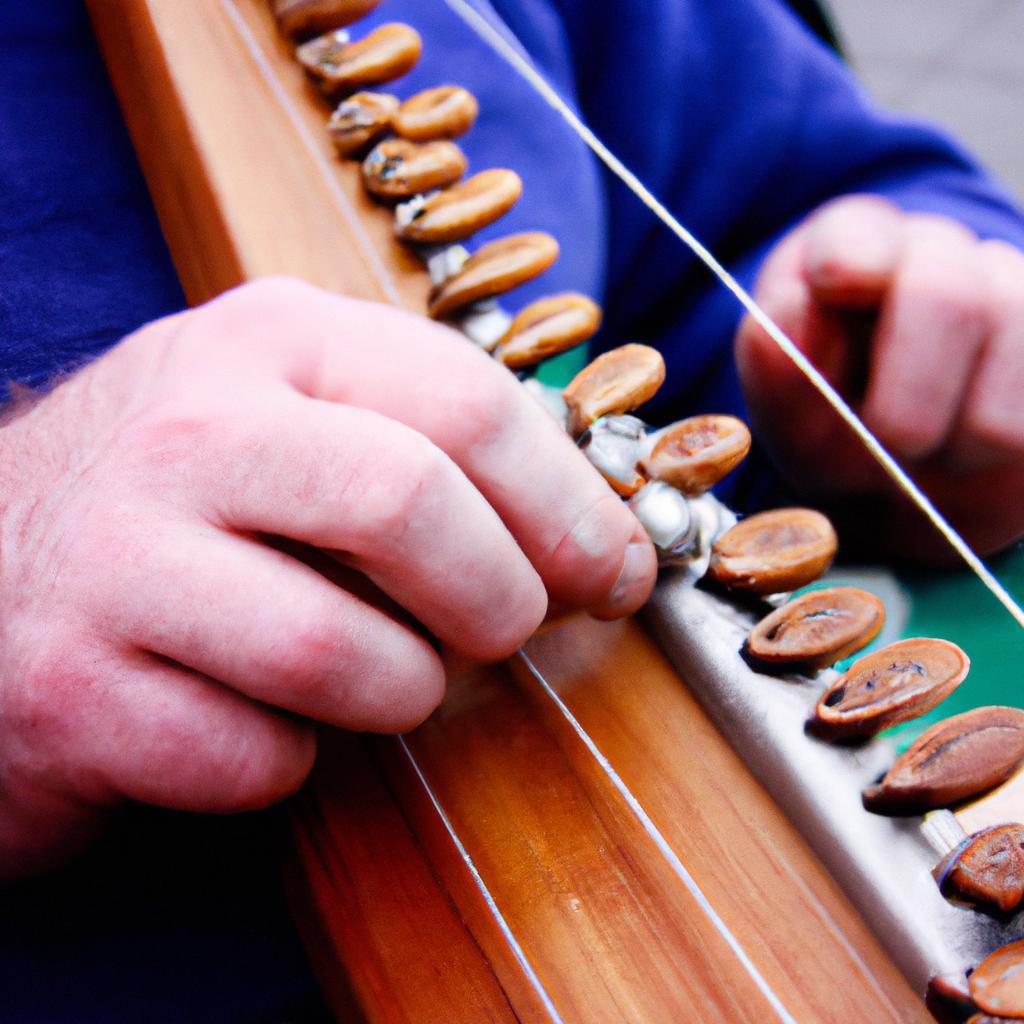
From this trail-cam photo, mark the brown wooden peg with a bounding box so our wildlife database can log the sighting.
[810,637,968,741]
[706,508,837,595]
[863,706,1024,816]
[563,344,666,438]
[393,86,480,141]
[297,23,422,97]
[395,169,522,244]
[746,586,884,671]
[643,414,751,496]
[326,91,398,156]
[362,139,467,200]
[427,233,559,320]
[970,939,1024,1018]
[936,823,1024,916]
[493,293,602,369]
[273,0,383,40]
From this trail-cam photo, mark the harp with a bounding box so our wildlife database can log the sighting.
[86,2,1022,1020]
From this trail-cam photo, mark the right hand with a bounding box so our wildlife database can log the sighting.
[0,277,656,878]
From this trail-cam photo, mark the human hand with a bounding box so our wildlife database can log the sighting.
[735,194,1024,560]
[0,278,656,878]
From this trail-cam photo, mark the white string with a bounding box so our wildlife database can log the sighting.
[396,737,565,1023]
[517,650,800,1024]
[441,0,1024,632]
[219,0,406,307]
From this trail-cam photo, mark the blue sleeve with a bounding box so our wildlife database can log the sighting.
[0,3,184,395]
[497,0,1024,423]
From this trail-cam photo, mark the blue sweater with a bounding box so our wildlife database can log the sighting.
[3,0,1024,416]
[2,2,1024,1019]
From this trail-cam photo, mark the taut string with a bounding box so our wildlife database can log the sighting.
[442,0,1024,632]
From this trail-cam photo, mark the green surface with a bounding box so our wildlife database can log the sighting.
[892,541,1024,745]
[534,346,586,387]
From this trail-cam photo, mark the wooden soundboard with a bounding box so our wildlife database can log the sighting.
[88,2,929,1020]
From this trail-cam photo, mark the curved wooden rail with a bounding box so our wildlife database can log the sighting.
[88,1,930,1019]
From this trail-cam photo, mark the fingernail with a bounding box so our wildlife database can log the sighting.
[601,538,655,616]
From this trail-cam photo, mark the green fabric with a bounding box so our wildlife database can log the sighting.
[891,543,1024,748]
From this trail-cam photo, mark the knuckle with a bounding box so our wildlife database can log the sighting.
[1,646,92,781]
[438,357,518,455]
[354,432,453,543]
[225,275,321,313]
[121,399,230,479]
[906,268,984,332]
[214,718,316,810]
[256,618,347,706]
[907,212,977,246]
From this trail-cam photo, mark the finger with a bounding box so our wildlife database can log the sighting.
[100,522,446,732]
[183,391,546,661]
[735,231,881,493]
[862,216,986,461]
[949,239,1024,469]
[202,279,655,614]
[803,195,905,307]
[8,643,316,814]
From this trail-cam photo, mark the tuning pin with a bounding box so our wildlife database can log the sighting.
[628,482,698,561]
[393,86,479,142]
[395,169,522,244]
[641,414,751,496]
[577,415,648,497]
[454,302,514,352]
[273,0,382,40]
[562,344,665,439]
[297,23,422,97]
[426,232,558,319]
[362,139,467,201]
[492,293,602,370]
[326,91,398,157]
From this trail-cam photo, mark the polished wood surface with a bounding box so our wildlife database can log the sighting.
[294,618,926,1022]
[88,0,428,310]
[89,2,931,1020]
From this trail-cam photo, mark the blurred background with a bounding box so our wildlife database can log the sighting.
[815,0,1024,739]
[829,0,1024,200]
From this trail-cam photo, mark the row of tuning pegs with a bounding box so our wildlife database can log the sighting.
[271,0,758,560]
[276,11,1024,991]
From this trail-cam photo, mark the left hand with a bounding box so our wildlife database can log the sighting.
[735,194,1024,560]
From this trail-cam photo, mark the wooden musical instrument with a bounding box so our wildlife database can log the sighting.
[88,2,1019,1019]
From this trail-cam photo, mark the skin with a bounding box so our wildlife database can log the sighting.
[736,194,1024,561]
[0,277,657,878]
[7,195,1022,876]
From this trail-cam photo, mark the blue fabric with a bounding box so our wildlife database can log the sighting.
[4,0,1023,407]
[4,1,1024,1020]
[0,3,184,394]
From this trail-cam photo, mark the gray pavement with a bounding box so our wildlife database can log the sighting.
[827,0,1024,201]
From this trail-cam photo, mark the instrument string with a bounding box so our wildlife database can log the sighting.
[396,736,566,1023]
[442,0,1024,633]
[518,650,800,1024]
[219,0,407,307]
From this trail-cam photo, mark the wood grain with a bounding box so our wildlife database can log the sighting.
[293,622,928,1023]
[88,0,428,310]
[90,2,932,1020]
